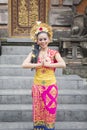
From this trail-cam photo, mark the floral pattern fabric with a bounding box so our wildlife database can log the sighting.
[32,49,58,130]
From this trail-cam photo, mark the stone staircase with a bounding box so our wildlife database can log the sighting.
[0,45,87,130]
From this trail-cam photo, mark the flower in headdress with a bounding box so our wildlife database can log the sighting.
[39,27,43,31]
[35,27,48,35]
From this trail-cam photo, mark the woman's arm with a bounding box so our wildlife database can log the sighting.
[44,52,66,68]
[22,52,42,69]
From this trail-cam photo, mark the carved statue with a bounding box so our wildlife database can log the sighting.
[71,6,87,37]
[81,6,87,37]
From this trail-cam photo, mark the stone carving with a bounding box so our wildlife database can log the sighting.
[80,7,87,37]
[28,0,38,27]
[18,0,28,26]
[71,6,87,37]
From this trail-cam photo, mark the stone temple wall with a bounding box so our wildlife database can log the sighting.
[0,0,87,78]
[0,0,8,38]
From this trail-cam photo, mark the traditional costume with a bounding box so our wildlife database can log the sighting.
[30,22,58,130]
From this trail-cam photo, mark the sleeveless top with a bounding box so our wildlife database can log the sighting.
[33,49,58,86]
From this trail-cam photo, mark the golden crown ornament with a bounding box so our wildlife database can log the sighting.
[30,21,53,41]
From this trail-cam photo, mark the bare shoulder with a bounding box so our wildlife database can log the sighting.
[55,51,64,62]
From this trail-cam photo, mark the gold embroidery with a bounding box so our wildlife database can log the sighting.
[46,123,55,128]
[34,121,45,126]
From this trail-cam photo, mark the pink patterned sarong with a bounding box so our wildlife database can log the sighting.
[32,49,59,130]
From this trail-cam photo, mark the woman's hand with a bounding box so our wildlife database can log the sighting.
[42,53,66,68]
[43,56,51,67]
[35,62,43,68]
[22,52,43,69]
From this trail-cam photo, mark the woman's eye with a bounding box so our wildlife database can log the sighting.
[39,39,42,41]
[38,38,47,41]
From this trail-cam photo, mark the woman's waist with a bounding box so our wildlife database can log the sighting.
[35,68,55,76]
[33,76,56,86]
[34,71,56,79]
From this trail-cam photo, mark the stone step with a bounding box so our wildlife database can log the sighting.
[0,89,87,104]
[0,65,63,76]
[2,46,32,55]
[0,75,85,89]
[0,122,87,130]
[1,46,58,55]
[0,55,26,64]
[0,45,59,64]
[0,52,63,64]
[0,104,87,122]
[0,65,35,76]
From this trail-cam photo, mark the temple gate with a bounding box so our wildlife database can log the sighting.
[8,0,49,37]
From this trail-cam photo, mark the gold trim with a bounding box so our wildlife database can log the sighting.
[8,0,11,37]
[18,0,28,26]
[30,22,53,41]
[29,0,38,27]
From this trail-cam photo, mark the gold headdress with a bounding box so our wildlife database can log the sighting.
[30,21,53,41]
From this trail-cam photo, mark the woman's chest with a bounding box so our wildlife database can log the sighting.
[38,50,55,63]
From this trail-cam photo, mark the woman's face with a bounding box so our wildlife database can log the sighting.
[37,32,50,49]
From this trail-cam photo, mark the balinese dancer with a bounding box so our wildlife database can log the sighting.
[22,21,66,130]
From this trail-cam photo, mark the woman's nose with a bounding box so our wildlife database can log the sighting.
[41,39,45,42]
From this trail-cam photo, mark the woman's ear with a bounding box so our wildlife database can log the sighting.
[36,40,39,45]
[37,42,39,45]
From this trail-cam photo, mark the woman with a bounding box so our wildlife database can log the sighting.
[22,22,66,130]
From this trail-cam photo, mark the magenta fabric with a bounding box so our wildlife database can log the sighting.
[41,84,58,114]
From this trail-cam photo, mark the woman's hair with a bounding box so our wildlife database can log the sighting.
[36,31,50,38]
[31,43,39,64]
[31,31,50,65]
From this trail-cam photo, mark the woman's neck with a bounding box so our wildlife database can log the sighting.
[40,47,48,52]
